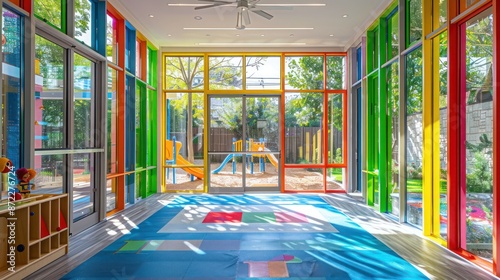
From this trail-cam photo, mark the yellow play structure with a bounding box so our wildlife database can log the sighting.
[165,137,203,184]
[247,139,278,169]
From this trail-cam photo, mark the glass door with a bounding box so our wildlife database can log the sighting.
[33,34,105,235]
[244,96,280,191]
[208,95,280,193]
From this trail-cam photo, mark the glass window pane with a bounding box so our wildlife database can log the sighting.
[327,56,346,89]
[32,154,64,194]
[165,56,204,90]
[106,14,118,64]
[1,8,23,169]
[356,47,362,81]
[106,178,116,212]
[327,94,344,164]
[327,168,345,191]
[284,92,323,164]
[74,53,95,149]
[285,56,324,90]
[72,153,95,221]
[438,0,447,27]
[107,67,118,174]
[147,47,157,86]
[285,168,324,191]
[208,56,243,90]
[147,89,159,167]
[34,0,62,30]
[35,35,65,149]
[408,0,422,45]
[387,11,399,60]
[387,62,400,216]
[405,47,423,228]
[125,27,134,72]
[75,0,93,47]
[436,31,448,240]
[136,83,145,167]
[245,56,280,89]
[464,8,493,260]
[166,92,204,161]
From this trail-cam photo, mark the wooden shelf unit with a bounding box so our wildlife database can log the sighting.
[0,194,69,280]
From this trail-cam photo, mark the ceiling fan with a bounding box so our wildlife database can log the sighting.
[195,0,282,29]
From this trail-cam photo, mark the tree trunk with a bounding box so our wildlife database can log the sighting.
[187,93,194,163]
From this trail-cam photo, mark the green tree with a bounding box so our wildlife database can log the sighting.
[284,56,345,129]
[165,56,266,162]
[74,0,92,39]
[34,0,91,35]
[217,97,278,142]
[165,57,204,163]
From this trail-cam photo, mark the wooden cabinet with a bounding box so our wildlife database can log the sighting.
[0,194,68,280]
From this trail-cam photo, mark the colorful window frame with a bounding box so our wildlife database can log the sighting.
[34,0,66,32]
[162,53,347,193]
[446,0,499,274]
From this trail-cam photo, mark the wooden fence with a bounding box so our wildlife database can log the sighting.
[170,126,342,164]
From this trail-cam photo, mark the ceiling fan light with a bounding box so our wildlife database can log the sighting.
[236,11,246,29]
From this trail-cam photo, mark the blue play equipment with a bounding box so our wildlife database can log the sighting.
[211,137,268,174]
[211,154,235,174]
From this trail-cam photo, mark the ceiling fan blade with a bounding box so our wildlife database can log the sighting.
[250,9,273,20]
[243,9,251,25]
[195,3,231,10]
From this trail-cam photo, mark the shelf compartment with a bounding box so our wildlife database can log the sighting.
[50,200,60,234]
[40,238,50,255]
[29,205,40,242]
[29,243,40,261]
[40,202,50,239]
[50,235,59,250]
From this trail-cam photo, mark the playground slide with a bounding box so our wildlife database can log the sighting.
[176,155,204,179]
[165,140,203,179]
[212,154,234,174]
[264,148,279,168]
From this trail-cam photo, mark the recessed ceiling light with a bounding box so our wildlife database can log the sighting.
[236,34,240,36]
[261,34,265,37]
[342,14,348,18]
[329,34,334,37]
[168,34,172,37]
[194,16,202,20]
[149,14,154,18]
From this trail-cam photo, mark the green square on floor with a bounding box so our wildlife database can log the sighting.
[242,212,276,223]
[116,240,148,253]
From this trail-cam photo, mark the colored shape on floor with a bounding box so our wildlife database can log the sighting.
[157,204,337,233]
[62,194,428,279]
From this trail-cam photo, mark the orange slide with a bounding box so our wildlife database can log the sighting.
[165,140,203,179]
[264,148,279,168]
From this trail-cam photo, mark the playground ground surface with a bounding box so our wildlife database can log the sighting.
[165,162,344,192]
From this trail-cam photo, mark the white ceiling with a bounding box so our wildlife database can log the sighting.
[110,0,392,50]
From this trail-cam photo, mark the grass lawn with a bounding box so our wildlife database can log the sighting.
[407,179,447,194]
[328,168,343,181]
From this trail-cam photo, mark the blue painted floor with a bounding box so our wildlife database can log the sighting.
[62,194,428,279]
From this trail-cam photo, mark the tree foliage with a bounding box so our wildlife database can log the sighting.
[74,0,92,39]
[165,56,267,161]
[284,56,345,128]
